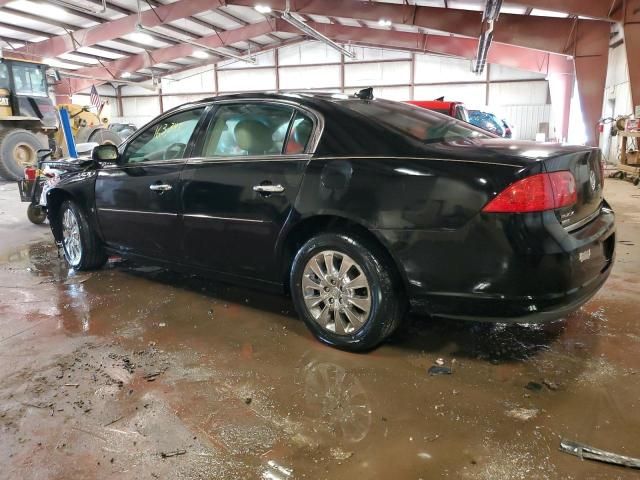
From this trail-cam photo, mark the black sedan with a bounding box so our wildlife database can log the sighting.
[45,91,615,351]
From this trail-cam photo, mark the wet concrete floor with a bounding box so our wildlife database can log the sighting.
[0,179,639,479]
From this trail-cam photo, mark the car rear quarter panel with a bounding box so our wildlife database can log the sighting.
[292,156,534,231]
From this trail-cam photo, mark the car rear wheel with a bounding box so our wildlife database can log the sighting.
[59,200,107,270]
[290,232,405,351]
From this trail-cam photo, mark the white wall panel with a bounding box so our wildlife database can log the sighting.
[121,96,160,126]
[346,46,411,62]
[162,68,215,94]
[489,64,547,81]
[414,83,486,105]
[279,64,341,89]
[415,54,482,83]
[279,41,341,66]
[489,81,548,106]
[344,61,411,87]
[121,85,157,96]
[217,68,276,92]
[493,105,552,141]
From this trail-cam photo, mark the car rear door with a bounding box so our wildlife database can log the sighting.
[180,101,318,283]
[95,106,207,260]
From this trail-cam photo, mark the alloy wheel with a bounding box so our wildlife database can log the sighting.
[62,208,82,266]
[302,250,372,335]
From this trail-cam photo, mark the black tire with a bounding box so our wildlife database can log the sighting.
[290,232,406,352]
[27,204,47,224]
[88,129,123,146]
[58,200,107,270]
[0,129,45,181]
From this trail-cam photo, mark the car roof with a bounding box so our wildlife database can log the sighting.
[173,91,352,110]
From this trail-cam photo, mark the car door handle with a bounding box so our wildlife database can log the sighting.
[253,184,285,194]
[149,184,172,192]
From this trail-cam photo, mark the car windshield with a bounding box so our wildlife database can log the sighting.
[340,99,490,144]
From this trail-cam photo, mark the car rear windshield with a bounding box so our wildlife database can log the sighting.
[340,99,490,144]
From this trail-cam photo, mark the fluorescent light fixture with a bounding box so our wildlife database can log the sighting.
[121,71,132,78]
[192,50,209,59]
[130,31,154,44]
[378,18,392,27]
[280,11,355,58]
[254,4,272,14]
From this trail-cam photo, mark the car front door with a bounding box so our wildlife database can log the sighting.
[180,102,317,283]
[95,106,207,260]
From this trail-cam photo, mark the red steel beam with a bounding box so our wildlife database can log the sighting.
[275,20,573,76]
[227,0,611,56]
[502,0,622,21]
[16,0,223,59]
[624,0,640,115]
[55,20,275,94]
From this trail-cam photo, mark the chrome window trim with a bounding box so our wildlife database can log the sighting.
[186,154,311,165]
[100,160,186,169]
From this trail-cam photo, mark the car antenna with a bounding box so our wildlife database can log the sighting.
[354,87,374,100]
[434,96,445,101]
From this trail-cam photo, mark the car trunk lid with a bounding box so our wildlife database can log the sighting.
[542,147,604,230]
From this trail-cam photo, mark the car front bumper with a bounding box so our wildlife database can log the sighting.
[375,205,616,323]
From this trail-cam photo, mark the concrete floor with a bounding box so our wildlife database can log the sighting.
[0,178,639,480]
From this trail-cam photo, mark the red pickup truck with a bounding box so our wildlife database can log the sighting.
[406,100,470,122]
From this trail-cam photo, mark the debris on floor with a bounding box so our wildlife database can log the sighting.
[428,365,452,375]
[560,439,640,469]
[160,449,187,459]
[505,407,539,421]
[329,447,354,461]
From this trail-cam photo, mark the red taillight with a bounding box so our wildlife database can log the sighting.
[482,171,577,213]
[24,167,37,181]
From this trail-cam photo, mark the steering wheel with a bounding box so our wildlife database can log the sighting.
[164,142,186,160]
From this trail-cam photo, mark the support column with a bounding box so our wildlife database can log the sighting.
[573,20,610,146]
[548,73,574,142]
[623,0,640,115]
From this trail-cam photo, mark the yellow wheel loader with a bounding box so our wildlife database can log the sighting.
[0,52,121,181]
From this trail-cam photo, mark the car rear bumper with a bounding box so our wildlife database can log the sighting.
[375,204,616,323]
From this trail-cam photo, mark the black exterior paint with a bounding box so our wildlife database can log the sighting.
[47,92,615,323]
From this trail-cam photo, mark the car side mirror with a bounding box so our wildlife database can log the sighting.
[92,144,119,164]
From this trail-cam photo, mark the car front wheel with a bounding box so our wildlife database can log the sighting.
[290,232,405,351]
[59,200,107,270]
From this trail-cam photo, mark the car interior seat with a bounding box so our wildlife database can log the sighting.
[234,119,274,155]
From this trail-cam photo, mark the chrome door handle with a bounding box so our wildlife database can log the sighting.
[253,184,285,194]
[150,184,172,192]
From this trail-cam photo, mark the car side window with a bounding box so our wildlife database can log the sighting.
[202,103,295,157]
[284,111,313,154]
[123,108,204,164]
